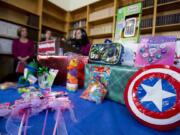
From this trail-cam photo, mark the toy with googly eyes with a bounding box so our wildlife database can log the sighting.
[135,36,177,67]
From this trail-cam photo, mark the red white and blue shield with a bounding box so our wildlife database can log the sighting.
[124,65,180,131]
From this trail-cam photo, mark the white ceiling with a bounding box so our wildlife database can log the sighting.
[48,0,99,11]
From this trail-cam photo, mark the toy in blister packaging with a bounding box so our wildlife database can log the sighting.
[124,18,137,38]
[115,3,142,43]
[18,86,39,94]
[81,66,110,104]
[121,41,138,66]
[135,36,177,67]
[89,42,124,65]
[21,91,43,99]
[38,67,59,89]
[66,58,78,92]
[174,40,180,68]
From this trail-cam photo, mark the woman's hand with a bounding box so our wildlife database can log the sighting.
[17,56,29,64]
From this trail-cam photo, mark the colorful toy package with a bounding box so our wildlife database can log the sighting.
[88,42,124,65]
[66,58,78,92]
[121,40,139,66]
[135,36,177,67]
[174,40,180,68]
[0,82,15,90]
[38,67,59,89]
[81,66,111,104]
[114,3,142,43]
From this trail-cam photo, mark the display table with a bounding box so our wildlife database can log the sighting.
[0,86,179,135]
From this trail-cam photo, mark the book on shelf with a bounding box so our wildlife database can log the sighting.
[71,19,86,29]
[157,0,177,4]
[27,14,39,27]
[141,18,153,28]
[142,0,154,8]
[156,13,180,26]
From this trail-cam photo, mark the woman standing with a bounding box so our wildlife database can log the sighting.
[73,28,91,56]
[12,27,35,71]
[41,30,52,41]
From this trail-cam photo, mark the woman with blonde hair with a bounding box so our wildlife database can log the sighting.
[12,27,35,71]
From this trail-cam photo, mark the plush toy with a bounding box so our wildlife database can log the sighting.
[66,59,78,92]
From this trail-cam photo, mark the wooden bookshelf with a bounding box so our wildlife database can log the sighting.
[69,26,86,31]
[155,23,180,32]
[142,6,154,15]
[69,7,87,23]
[157,0,180,12]
[0,17,39,30]
[0,0,39,16]
[89,33,113,38]
[141,27,153,34]
[89,16,114,25]
[0,35,16,40]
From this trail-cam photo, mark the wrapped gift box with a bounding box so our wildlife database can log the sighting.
[85,64,139,104]
[37,56,88,87]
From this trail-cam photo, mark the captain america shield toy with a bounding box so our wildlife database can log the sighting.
[124,65,180,131]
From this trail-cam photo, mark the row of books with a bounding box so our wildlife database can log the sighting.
[71,19,86,29]
[157,0,177,4]
[141,13,180,28]
[142,0,177,8]
[27,14,39,27]
[141,18,153,28]
[156,13,180,26]
[142,0,154,8]
[69,28,87,38]
[27,29,38,41]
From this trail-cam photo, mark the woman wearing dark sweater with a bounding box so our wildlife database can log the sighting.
[12,27,35,71]
[73,28,91,56]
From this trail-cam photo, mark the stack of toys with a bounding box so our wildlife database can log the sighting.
[66,58,78,92]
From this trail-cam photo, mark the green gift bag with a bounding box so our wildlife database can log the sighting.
[85,64,139,104]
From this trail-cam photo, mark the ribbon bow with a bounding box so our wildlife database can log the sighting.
[38,67,49,75]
